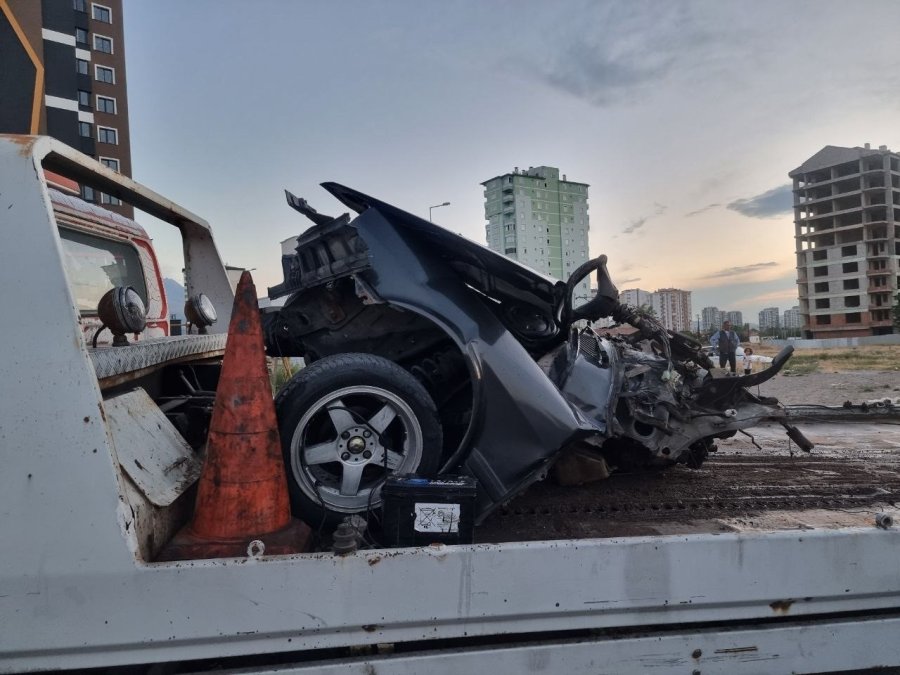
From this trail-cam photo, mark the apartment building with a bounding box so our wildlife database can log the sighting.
[0,0,132,217]
[482,166,591,301]
[790,144,899,337]
[783,306,801,331]
[758,307,780,332]
[724,311,743,327]
[652,288,692,333]
[700,306,721,333]
[619,288,653,309]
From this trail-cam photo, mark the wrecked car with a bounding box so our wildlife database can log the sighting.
[263,183,808,526]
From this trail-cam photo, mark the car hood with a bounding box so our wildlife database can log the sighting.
[321,182,569,324]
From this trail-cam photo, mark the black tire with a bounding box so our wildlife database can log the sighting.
[275,353,442,527]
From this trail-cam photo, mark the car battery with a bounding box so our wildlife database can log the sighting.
[381,474,476,547]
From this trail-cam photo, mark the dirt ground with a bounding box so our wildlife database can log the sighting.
[477,368,900,543]
[754,370,900,406]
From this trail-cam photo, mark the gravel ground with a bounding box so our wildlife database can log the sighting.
[753,370,900,406]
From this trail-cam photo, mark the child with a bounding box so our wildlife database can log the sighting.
[742,348,753,376]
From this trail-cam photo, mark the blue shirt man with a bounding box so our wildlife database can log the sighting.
[711,320,740,374]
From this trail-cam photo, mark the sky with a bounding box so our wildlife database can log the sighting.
[123,0,900,321]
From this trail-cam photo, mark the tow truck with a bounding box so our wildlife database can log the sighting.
[2,135,900,673]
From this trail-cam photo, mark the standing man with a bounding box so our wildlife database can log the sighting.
[711,320,740,375]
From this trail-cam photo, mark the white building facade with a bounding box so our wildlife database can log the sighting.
[619,288,654,309]
[652,288,693,333]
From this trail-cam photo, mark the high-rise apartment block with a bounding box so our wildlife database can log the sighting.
[701,308,742,333]
[758,307,780,332]
[0,0,132,217]
[652,288,692,333]
[700,306,721,332]
[790,144,899,338]
[483,166,590,300]
[783,306,801,330]
[724,311,743,327]
[619,288,653,309]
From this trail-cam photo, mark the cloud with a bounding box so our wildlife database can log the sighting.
[685,203,720,217]
[727,184,793,218]
[530,3,717,107]
[622,203,666,234]
[622,216,648,234]
[618,277,642,285]
[701,262,778,279]
[738,287,801,306]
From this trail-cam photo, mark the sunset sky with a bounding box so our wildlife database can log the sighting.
[123,1,900,321]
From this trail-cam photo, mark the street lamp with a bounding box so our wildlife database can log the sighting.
[429,201,450,221]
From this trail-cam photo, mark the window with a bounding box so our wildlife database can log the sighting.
[99,157,119,172]
[812,249,827,261]
[75,27,89,46]
[92,3,111,22]
[58,228,145,312]
[815,315,831,325]
[100,192,121,206]
[844,296,860,307]
[97,126,117,144]
[842,262,858,273]
[814,298,829,310]
[813,266,828,277]
[841,245,857,256]
[814,281,829,293]
[96,95,116,114]
[93,34,113,54]
[77,90,90,107]
[843,278,859,290]
[95,65,114,83]
[74,0,87,10]
[846,312,861,323]
[78,121,92,138]
[80,185,94,202]
[76,58,89,75]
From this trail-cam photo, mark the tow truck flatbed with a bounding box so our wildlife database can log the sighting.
[2,136,899,674]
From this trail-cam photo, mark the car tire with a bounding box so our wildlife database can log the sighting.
[275,353,442,528]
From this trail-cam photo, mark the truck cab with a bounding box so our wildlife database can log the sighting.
[49,176,169,345]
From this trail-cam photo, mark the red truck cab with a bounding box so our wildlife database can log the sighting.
[47,173,169,345]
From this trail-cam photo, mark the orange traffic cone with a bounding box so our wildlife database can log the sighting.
[158,271,310,561]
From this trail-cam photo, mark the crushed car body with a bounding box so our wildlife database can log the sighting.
[264,183,810,525]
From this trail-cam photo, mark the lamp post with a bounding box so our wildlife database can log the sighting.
[429,201,450,222]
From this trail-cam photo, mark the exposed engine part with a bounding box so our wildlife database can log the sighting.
[332,515,368,555]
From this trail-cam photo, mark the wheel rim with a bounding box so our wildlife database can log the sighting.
[289,385,424,513]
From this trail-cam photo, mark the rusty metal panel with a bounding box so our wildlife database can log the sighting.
[104,389,201,507]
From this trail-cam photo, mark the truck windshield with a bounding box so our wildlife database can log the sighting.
[59,227,147,313]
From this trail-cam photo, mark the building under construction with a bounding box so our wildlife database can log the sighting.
[790,144,899,338]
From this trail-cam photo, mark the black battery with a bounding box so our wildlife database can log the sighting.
[381,474,477,547]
